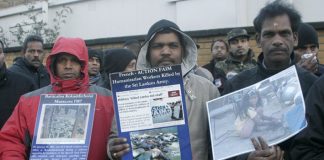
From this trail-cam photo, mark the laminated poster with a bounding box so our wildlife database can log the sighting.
[29,94,96,160]
[110,65,191,160]
[207,66,307,160]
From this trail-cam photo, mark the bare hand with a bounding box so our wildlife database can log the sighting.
[108,137,130,159]
[247,137,284,160]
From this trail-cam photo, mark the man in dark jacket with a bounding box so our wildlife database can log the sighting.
[203,39,229,92]
[9,35,50,88]
[223,0,318,159]
[289,76,324,159]
[0,40,35,129]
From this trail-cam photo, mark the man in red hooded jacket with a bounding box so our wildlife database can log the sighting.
[0,37,114,160]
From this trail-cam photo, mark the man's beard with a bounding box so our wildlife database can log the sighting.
[232,49,248,57]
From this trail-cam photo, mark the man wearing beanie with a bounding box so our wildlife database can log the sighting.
[295,23,324,76]
[102,48,137,90]
[88,48,105,85]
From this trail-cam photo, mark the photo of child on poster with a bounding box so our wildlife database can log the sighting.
[207,66,306,160]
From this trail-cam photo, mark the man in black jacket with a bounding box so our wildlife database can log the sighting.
[0,40,35,129]
[289,76,324,159]
[203,39,229,92]
[9,35,50,88]
[223,0,318,159]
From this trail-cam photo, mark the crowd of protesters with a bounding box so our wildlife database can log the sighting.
[0,0,324,159]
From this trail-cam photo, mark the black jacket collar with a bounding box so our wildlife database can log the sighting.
[256,52,296,78]
[15,57,39,72]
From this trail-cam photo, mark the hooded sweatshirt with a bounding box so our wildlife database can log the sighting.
[0,37,114,160]
[135,19,220,160]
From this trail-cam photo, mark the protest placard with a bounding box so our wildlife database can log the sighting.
[30,94,96,160]
[110,65,191,160]
[207,66,306,160]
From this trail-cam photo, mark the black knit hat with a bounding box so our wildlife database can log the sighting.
[103,48,136,75]
[297,23,319,48]
[88,48,102,64]
[102,48,136,89]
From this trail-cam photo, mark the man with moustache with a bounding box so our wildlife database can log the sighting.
[9,35,50,88]
[223,0,317,159]
[203,39,229,92]
[215,28,257,81]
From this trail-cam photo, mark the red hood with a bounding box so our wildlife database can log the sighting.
[46,37,89,92]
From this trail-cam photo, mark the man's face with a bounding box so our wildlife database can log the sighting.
[55,53,81,80]
[294,44,319,62]
[229,37,250,57]
[211,41,228,61]
[257,14,297,67]
[149,32,183,67]
[88,57,100,76]
[0,45,4,67]
[24,41,44,68]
